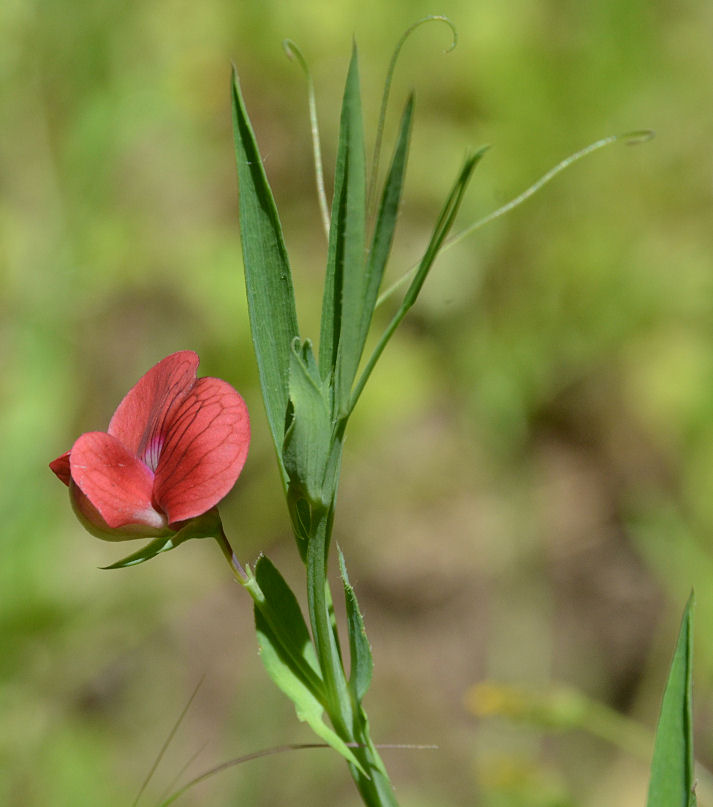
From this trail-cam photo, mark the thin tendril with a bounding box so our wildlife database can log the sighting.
[283,39,330,239]
[367,16,457,223]
[376,129,655,307]
[133,676,205,807]
[155,742,438,806]
[156,745,327,807]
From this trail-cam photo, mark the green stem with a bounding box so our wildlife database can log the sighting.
[348,719,401,807]
[304,505,400,807]
[306,506,351,728]
[215,527,249,582]
[216,502,400,805]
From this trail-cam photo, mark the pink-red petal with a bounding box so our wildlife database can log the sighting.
[108,351,199,466]
[153,377,250,524]
[70,431,167,531]
[68,481,170,542]
[50,451,72,486]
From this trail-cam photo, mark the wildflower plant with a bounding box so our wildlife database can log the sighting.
[49,15,697,807]
[230,24,482,805]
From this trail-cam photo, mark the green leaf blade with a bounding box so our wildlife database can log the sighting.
[646,592,696,807]
[282,338,332,506]
[254,555,320,678]
[350,146,488,413]
[361,94,413,348]
[254,606,365,774]
[102,512,223,569]
[319,46,367,412]
[102,534,182,569]
[339,548,373,704]
[400,145,489,311]
[232,67,300,471]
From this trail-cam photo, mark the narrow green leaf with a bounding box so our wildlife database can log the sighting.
[399,146,489,310]
[646,592,696,807]
[255,607,365,773]
[282,338,332,506]
[319,45,367,413]
[339,547,373,703]
[350,146,488,412]
[102,512,222,569]
[232,66,300,472]
[101,534,181,569]
[359,95,413,360]
[254,555,321,677]
[305,510,356,747]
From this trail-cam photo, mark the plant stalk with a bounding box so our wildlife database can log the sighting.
[215,494,400,806]
[303,503,401,807]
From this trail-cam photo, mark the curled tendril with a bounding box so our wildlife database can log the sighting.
[367,16,458,222]
[376,130,656,308]
[283,38,331,239]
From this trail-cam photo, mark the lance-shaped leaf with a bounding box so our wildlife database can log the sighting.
[232,67,299,472]
[646,592,696,807]
[318,45,367,414]
[255,608,365,774]
[102,511,222,569]
[283,339,332,507]
[338,548,373,704]
[254,555,322,688]
[358,95,413,368]
[350,146,489,412]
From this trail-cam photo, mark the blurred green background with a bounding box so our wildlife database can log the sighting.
[2,0,713,804]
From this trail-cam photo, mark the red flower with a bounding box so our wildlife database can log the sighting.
[50,351,250,541]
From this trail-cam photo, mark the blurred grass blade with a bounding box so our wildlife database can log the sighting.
[350,146,488,412]
[133,677,204,807]
[646,592,696,807]
[232,66,299,473]
[339,548,373,703]
[319,45,367,413]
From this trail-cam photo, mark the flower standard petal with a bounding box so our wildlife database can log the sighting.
[108,351,199,464]
[70,431,168,531]
[153,377,250,524]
